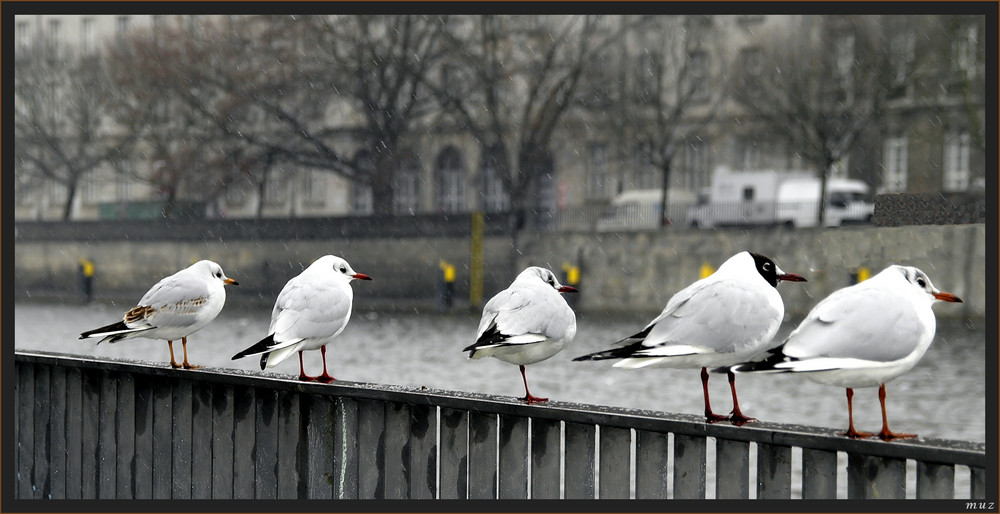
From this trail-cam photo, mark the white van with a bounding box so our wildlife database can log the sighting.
[595,188,696,232]
[775,177,874,227]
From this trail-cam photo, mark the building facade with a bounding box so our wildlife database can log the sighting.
[13,13,987,223]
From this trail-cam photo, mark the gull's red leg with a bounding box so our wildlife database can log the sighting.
[316,345,336,383]
[167,340,181,368]
[841,388,874,439]
[298,350,318,381]
[519,365,547,404]
[877,383,916,441]
[181,337,201,369]
[727,370,756,426]
[702,367,729,423]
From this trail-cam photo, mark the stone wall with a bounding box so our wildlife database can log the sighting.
[14,224,985,319]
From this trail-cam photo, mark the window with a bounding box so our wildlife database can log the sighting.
[352,182,373,214]
[834,33,855,101]
[890,31,915,84]
[17,21,31,51]
[116,16,132,42]
[302,171,326,204]
[187,15,201,37]
[49,180,68,204]
[882,137,908,192]
[353,151,375,214]
[47,18,61,42]
[683,138,709,191]
[740,46,762,75]
[225,183,248,207]
[82,179,102,204]
[482,147,510,212]
[741,138,762,170]
[586,143,608,199]
[634,141,656,189]
[953,23,978,79]
[738,14,765,25]
[81,18,96,54]
[943,133,971,191]
[636,51,659,100]
[47,19,61,58]
[395,156,422,215]
[742,187,755,201]
[687,51,709,103]
[435,148,465,213]
[265,172,287,205]
[117,180,133,202]
[152,15,166,37]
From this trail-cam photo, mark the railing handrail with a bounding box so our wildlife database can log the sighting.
[14,350,986,468]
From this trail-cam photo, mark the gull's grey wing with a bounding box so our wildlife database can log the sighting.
[782,286,924,363]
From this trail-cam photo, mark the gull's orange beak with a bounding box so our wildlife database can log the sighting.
[933,291,962,303]
[224,278,239,286]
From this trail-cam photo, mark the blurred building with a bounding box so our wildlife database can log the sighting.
[13,13,986,223]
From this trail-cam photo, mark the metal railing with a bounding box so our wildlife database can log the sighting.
[13,350,986,501]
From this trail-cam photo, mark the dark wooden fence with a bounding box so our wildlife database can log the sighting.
[13,351,987,501]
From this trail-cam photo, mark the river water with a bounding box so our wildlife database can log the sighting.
[14,298,986,445]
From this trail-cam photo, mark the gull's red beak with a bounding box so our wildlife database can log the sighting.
[353,273,373,281]
[778,273,807,282]
[933,291,962,303]
[558,286,579,293]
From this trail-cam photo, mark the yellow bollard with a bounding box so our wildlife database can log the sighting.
[439,260,456,283]
[561,262,580,286]
[857,266,870,282]
[439,260,456,310]
[700,261,715,279]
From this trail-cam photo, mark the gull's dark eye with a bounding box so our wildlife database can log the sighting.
[763,262,771,271]
[917,278,926,288]
[340,266,347,273]
[216,271,222,278]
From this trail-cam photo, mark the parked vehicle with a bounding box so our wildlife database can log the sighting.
[595,188,696,232]
[685,167,874,228]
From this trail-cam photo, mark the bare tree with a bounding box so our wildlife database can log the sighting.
[123,15,449,216]
[730,15,894,225]
[620,15,727,225]
[15,42,140,220]
[106,19,269,218]
[434,15,629,239]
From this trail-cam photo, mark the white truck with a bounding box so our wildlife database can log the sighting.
[685,167,874,229]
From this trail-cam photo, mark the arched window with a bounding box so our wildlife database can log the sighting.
[394,153,422,215]
[481,146,510,212]
[436,147,466,213]
[352,150,374,215]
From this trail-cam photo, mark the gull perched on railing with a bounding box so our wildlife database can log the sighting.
[79,260,238,369]
[465,266,578,404]
[232,255,371,382]
[575,251,806,425]
[725,264,962,440]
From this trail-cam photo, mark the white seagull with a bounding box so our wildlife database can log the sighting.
[231,255,371,383]
[464,266,579,404]
[574,251,806,425]
[79,260,238,369]
[726,265,962,440]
